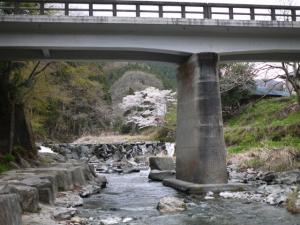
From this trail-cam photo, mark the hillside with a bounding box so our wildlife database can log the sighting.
[26,61,177,142]
[224,97,300,153]
[224,97,300,171]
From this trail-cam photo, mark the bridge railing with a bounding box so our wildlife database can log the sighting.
[0,0,300,22]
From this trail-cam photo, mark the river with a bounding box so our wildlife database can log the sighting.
[78,170,300,225]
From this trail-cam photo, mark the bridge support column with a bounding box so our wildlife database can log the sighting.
[176,52,227,184]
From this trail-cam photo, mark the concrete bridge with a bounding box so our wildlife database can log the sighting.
[1,0,300,185]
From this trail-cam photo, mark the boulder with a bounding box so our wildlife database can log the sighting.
[148,170,175,181]
[6,184,39,212]
[39,152,66,163]
[149,157,175,171]
[157,196,187,213]
[262,170,300,185]
[71,166,87,186]
[94,175,107,188]
[124,168,141,174]
[55,193,83,207]
[53,207,77,220]
[79,184,101,198]
[20,177,55,205]
[0,193,22,225]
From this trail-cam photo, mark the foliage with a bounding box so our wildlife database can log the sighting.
[219,63,255,118]
[27,62,112,141]
[152,104,177,142]
[104,62,177,90]
[3,153,15,163]
[0,153,16,174]
[286,190,300,214]
[0,164,9,174]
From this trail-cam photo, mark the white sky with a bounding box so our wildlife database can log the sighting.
[144,0,300,6]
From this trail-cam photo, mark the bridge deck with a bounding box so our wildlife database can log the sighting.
[1,0,300,22]
[1,1,300,62]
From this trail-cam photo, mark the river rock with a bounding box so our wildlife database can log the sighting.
[20,177,55,205]
[55,192,83,207]
[149,157,175,171]
[6,184,39,212]
[124,168,141,174]
[157,196,187,213]
[149,170,175,181]
[53,207,77,220]
[262,170,300,185]
[94,175,108,188]
[39,152,66,163]
[79,184,102,198]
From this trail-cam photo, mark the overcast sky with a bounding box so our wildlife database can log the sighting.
[146,0,300,6]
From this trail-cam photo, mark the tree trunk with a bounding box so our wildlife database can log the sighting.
[8,99,15,154]
[14,103,37,158]
[0,64,11,156]
[0,62,37,158]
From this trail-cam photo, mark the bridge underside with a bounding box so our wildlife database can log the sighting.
[1,48,300,63]
[1,16,300,184]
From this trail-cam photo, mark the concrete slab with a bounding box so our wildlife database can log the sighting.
[163,178,252,194]
[148,170,175,182]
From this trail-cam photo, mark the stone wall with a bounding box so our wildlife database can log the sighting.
[48,142,169,162]
[0,162,104,225]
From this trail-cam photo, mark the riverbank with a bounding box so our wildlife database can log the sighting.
[1,142,300,225]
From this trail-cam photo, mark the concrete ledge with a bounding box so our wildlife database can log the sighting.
[163,178,252,194]
[148,170,175,182]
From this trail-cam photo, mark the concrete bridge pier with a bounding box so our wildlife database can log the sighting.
[176,52,228,184]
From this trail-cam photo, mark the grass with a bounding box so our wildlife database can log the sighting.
[0,153,17,174]
[225,96,300,154]
[0,163,9,174]
[286,190,300,214]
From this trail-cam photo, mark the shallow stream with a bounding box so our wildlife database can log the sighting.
[79,171,300,225]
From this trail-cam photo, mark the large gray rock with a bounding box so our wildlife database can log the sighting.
[95,175,107,188]
[3,184,39,212]
[0,193,22,225]
[149,157,175,171]
[262,170,300,185]
[79,184,101,198]
[157,196,187,213]
[53,207,77,220]
[70,166,87,186]
[20,177,56,205]
[149,170,175,181]
[38,152,66,163]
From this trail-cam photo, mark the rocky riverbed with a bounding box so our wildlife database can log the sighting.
[1,142,300,225]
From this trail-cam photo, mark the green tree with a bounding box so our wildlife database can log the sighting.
[0,61,50,159]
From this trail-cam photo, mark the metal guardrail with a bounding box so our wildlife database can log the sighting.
[0,0,299,21]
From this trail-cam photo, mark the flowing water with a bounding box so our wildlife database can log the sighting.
[79,171,300,225]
